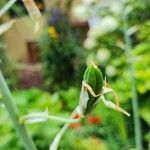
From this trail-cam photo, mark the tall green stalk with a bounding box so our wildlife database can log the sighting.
[0,70,37,150]
[0,0,17,17]
[123,10,142,150]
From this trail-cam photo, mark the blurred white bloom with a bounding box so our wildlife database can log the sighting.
[84,37,97,49]
[96,48,110,64]
[88,15,101,28]
[88,16,118,38]
[109,1,123,14]
[106,65,117,77]
[72,5,89,21]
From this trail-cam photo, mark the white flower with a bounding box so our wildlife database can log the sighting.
[72,5,89,21]
[96,48,110,64]
[88,16,118,38]
[106,65,117,77]
[100,0,123,14]
[109,1,123,14]
[84,37,97,49]
[88,15,101,29]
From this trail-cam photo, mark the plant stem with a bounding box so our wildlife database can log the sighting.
[123,10,142,150]
[0,70,37,150]
[0,0,17,17]
[49,106,80,150]
[20,112,80,124]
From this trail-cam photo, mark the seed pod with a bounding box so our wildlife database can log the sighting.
[82,62,103,115]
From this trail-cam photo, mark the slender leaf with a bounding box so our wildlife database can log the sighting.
[0,20,15,36]
[0,0,17,17]
[22,0,42,32]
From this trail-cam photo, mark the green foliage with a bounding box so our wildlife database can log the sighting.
[0,46,17,89]
[38,14,84,91]
[0,0,149,149]
[133,43,150,93]
[0,88,56,149]
[0,87,79,149]
[0,87,106,150]
[140,101,150,126]
[58,87,79,111]
[83,0,150,149]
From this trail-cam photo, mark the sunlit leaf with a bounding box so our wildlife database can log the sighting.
[22,0,42,32]
[126,26,138,36]
[144,132,150,142]
[0,0,17,18]
[140,105,150,126]
[101,96,130,117]
[0,20,15,36]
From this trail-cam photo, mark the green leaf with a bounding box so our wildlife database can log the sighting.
[0,20,15,35]
[140,105,150,126]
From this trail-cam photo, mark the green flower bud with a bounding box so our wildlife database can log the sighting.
[79,62,130,117]
[83,62,103,115]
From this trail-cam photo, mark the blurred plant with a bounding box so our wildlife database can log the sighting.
[0,0,43,149]
[0,0,148,150]
[0,47,17,89]
[0,52,130,150]
[50,62,130,150]
[0,20,17,89]
[72,0,150,149]
[38,9,84,91]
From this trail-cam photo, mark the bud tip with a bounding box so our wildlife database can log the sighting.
[90,60,97,69]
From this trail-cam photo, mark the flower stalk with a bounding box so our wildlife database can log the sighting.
[123,8,142,150]
[49,106,80,150]
[20,111,80,124]
[0,70,37,150]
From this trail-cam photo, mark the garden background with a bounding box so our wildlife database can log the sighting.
[0,0,150,150]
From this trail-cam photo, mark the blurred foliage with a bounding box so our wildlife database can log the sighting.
[0,87,131,150]
[0,88,108,150]
[0,44,17,89]
[9,0,27,17]
[0,0,150,149]
[38,9,85,91]
[77,0,150,149]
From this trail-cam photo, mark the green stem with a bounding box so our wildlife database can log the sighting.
[49,106,79,150]
[20,113,80,124]
[123,10,142,150]
[0,0,17,17]
[0,70,37,150]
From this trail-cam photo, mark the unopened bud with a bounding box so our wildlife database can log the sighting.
[79,62,103,115]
